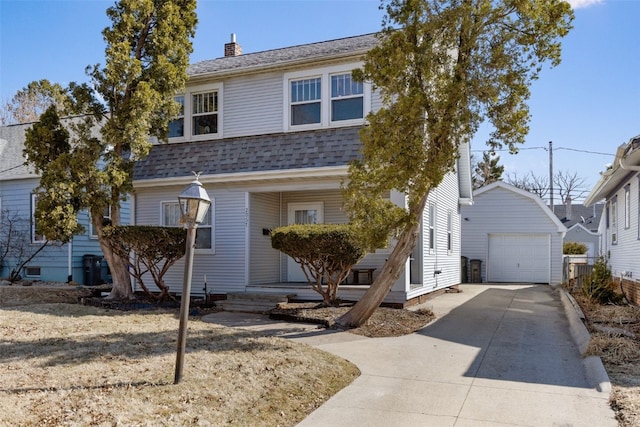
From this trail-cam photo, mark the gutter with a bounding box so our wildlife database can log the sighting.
[133,165,349,188]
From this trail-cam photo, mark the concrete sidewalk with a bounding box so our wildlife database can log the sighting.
[203,284,618,427]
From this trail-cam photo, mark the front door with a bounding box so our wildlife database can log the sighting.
[287,202,324,282]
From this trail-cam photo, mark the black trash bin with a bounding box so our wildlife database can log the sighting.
[83,254,103,286]
[470,259,482,283]
[461,256,469,283]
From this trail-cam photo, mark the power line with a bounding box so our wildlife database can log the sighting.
[471,146,614,156]
[0,164,26,175]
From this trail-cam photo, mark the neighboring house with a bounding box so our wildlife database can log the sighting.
[553,202,603,259]
[0,123,122,284]
[132,33,473,306]
[461,181,567,284]
[584,134,640,304]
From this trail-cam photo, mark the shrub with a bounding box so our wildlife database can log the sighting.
[102,225,186,300]
[581,257,623,304]
[271,224,365,306]
[563,241,587,255]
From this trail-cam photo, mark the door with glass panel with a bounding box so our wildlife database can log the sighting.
[287,203,323,282]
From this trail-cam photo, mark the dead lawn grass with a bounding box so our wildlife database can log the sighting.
[0,303,359,426]
[574,294,640,427]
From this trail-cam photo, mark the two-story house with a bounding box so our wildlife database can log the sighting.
[584,134,640,305]
[0,123,117,284]
[132,33,473,306]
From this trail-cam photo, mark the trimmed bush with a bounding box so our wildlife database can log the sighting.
[271,224,365,306]
[563,241,588,255]
[102,225,186,300]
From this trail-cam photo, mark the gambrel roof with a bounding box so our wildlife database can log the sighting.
[133,126,361,181]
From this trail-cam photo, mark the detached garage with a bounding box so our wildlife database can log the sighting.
[461,182,567,284]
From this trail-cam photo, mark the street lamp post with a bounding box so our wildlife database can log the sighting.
[174,173,211,384]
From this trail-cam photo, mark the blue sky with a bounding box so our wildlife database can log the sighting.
[1,0,638,201]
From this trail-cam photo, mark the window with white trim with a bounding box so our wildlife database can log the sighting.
[330,73,364,122]
[291,77,321,125]
[285,63,369,130]
[447,210,453,253]
[31,194,46,243]
[162,200,214,252]
[168,83,222,142]
[428,203,435,252]
[611,197,618,245]
[192,91,218,136]
[90,206,112,238]
[168,95,184,138]
[624,184,630,229]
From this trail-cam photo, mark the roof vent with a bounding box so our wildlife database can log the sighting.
[224,33,242,57]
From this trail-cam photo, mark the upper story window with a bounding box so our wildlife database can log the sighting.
[331,73,364,121]
[285,63,369,130]
[168,83,222,142]
[168,95,184,138]
[192,91,218,136]
[291,78,321,125]
[162,200,215,253]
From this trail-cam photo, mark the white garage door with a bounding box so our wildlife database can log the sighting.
[488,234,550,283]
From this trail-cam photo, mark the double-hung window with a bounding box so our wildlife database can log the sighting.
[168,95,185,138]
[192,91,218,136]
[90,206,112,238]
[428,203,435,252]
[31,194,46,243]
[447,210,453,253]
[611,197,618,245]
[624,184,630,229]
[162,200,214,252]
[291,77,321,125]
[331,73,364,122]
[168,83,222,142]
[286,64,369,130]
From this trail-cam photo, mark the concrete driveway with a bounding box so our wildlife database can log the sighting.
[203,284,618,426]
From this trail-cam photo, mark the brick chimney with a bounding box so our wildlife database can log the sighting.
[565,195,572,220]
[224,33,242,57]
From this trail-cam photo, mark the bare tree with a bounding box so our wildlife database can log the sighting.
[505,171,549,199]
[555,170,588,203]
[1,80,66,125]
[0,209,52,282]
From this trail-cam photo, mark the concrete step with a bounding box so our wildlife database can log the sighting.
[218,292,296,314]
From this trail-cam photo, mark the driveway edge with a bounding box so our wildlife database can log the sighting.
[555,285,612,394]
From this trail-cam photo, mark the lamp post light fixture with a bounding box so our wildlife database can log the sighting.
[174,172,211,384]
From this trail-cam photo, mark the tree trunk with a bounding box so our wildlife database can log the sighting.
[93,207,134,300]
[336,192,429,328]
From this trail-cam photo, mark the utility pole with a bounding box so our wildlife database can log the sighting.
[549,141,554,212]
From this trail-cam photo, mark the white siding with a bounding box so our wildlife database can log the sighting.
[461,183,565,284]
[223,72,283,137]
[411,171,461,298]
[135,185,247,295]
[605,174,640,280]
[249,193,280,284]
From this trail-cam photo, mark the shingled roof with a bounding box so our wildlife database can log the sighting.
[0,123,37,181]
[188,33,378,77]
[133,126,362,181]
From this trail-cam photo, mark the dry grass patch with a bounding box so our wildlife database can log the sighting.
[573,294,640,427]
[0,303,359,426]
